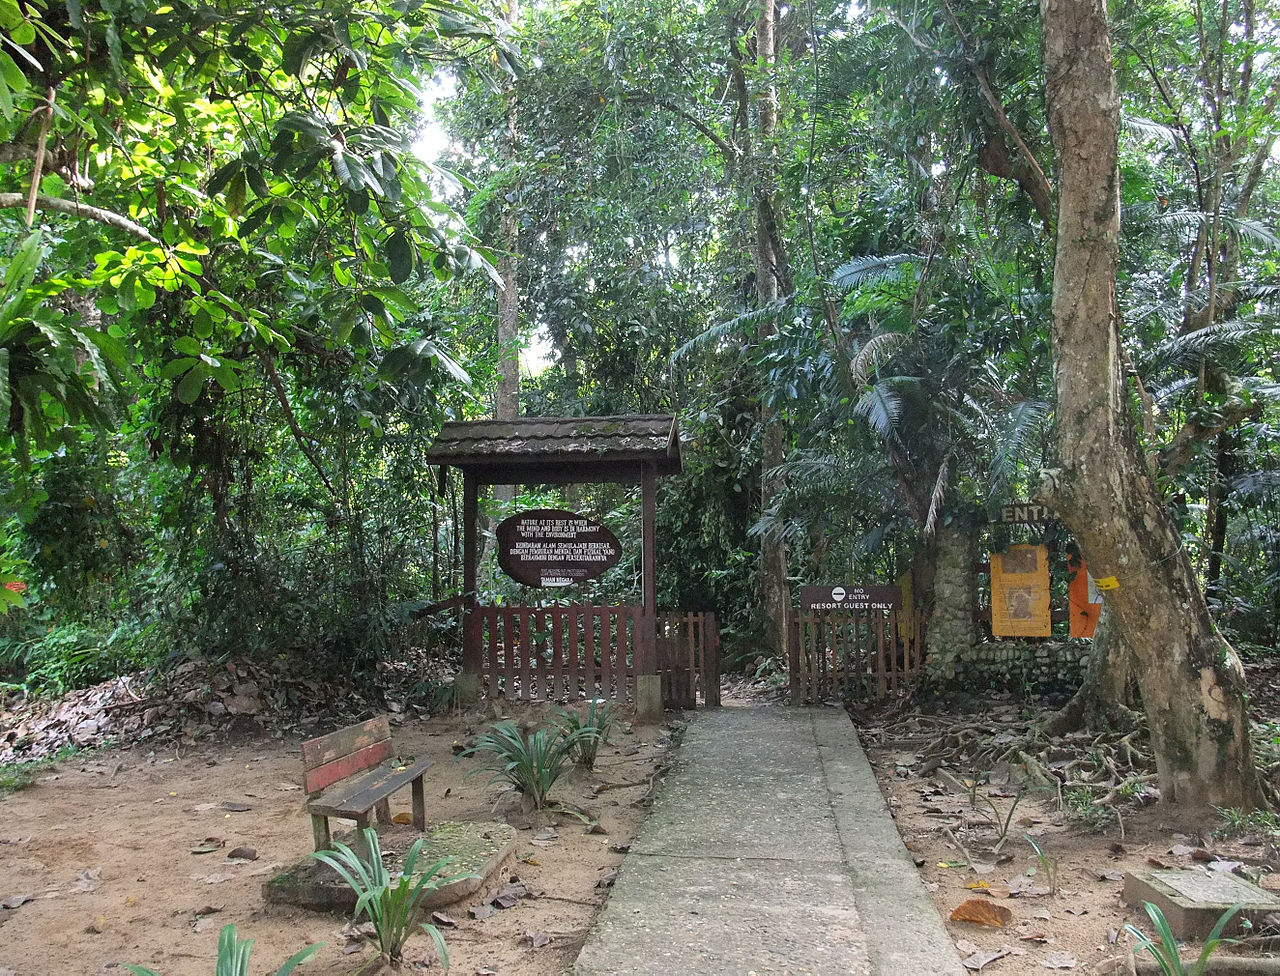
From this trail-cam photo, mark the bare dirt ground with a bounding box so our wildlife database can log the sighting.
[863,706,1280,975]
[0,702,674,976]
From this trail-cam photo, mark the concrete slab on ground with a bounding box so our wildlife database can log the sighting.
[1123,868,1280,939]
[574,705,964,976]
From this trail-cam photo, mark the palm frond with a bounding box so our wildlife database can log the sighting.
[854,382,902,440]
[923,453,951,538]
[1122,114,1182,148]
[1140,318,1274,375]
[830,253,921,292]
[849,331,912,387]
[671,301,788,362]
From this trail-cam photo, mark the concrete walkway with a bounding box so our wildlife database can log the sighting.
[575,705,965,976]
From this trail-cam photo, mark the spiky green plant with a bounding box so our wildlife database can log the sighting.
[1123,900,1241,976]
[311,827,469,970]
[459,720,591,809]
[124,923,323,976]
[554,700,615,770]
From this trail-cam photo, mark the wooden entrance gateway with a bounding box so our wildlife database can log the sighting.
[788,607,926,703]
[425,415,719,716]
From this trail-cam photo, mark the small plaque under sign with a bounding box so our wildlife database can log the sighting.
[802,585,900,612]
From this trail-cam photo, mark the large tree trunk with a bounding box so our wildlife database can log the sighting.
[755,0,789,659]
[493,0,521,508]
[1040,0,1258,811]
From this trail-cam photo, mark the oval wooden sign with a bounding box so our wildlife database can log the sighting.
[496,509,622,588]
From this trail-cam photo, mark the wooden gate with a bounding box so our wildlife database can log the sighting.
[477,605,719,707]
[788,608,925,703]
[655,611,721,709]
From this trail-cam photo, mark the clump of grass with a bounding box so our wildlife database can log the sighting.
[554,700,615,770]
[458,720,593,810]
[1213,805,1280,841]
[312,827,469,970]
[1123,900,1240,976]
[125,922,324,976]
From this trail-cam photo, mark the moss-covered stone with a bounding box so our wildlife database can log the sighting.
[263,820,517,914]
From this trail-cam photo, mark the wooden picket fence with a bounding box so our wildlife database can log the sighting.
[656,611,721,708]
[788,608,926,703]
[478,605,719,707]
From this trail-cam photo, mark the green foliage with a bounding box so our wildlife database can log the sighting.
[124,922,324,976]
[1123,900,1240,976]
[1024,835,1060,896]
[0,621,153,697]
[310,827,467,969]
[459,720,592,810]
[0,744,83,795]
[1213,805,1280,842]
[1061,785,1117,832]
[554,700,615,770]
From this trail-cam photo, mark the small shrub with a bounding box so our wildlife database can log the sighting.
[124,922,323,976]
[311,827,469,970]
[1123,900,1240,976]
[554,700,615,770]
[459,720,592,810]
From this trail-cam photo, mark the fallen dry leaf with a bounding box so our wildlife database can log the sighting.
[962,947,1012,971]
[1042,953,1078,969]
[0,895,32,910]
[950,899,1014,928]
[1096,870,1124,882]
[391,812,413,825]
[226,847,257,861]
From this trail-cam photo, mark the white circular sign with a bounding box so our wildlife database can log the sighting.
[831,586,846,602]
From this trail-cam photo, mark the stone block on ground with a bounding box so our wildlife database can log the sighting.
[1123,869,1280,939]
[263,820,517,914]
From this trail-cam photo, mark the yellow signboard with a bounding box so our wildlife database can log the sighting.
[991,544,1052,638]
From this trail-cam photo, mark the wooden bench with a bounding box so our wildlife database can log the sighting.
[302,716,431,859]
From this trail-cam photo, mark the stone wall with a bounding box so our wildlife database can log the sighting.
[947,640,1090,697]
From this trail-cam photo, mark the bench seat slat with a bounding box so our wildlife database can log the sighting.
[307,757,434,819]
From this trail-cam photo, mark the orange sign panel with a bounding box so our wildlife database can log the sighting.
[1067,554,1103,638]
[990,544,1051,638]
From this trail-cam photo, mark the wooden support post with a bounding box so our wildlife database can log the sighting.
[460,473,482,703]
[640,464,658,676]
[411,776,426,830]
[788,614,800,704]
[635,464,663,722]
[705,613,722,706]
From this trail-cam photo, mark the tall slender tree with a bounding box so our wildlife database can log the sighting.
[1040,0,1258,811]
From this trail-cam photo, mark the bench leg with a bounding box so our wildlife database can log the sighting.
[411,776,426,830]
[375,798,392,824]
[352,815,373,863]
[311,814,331,852]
